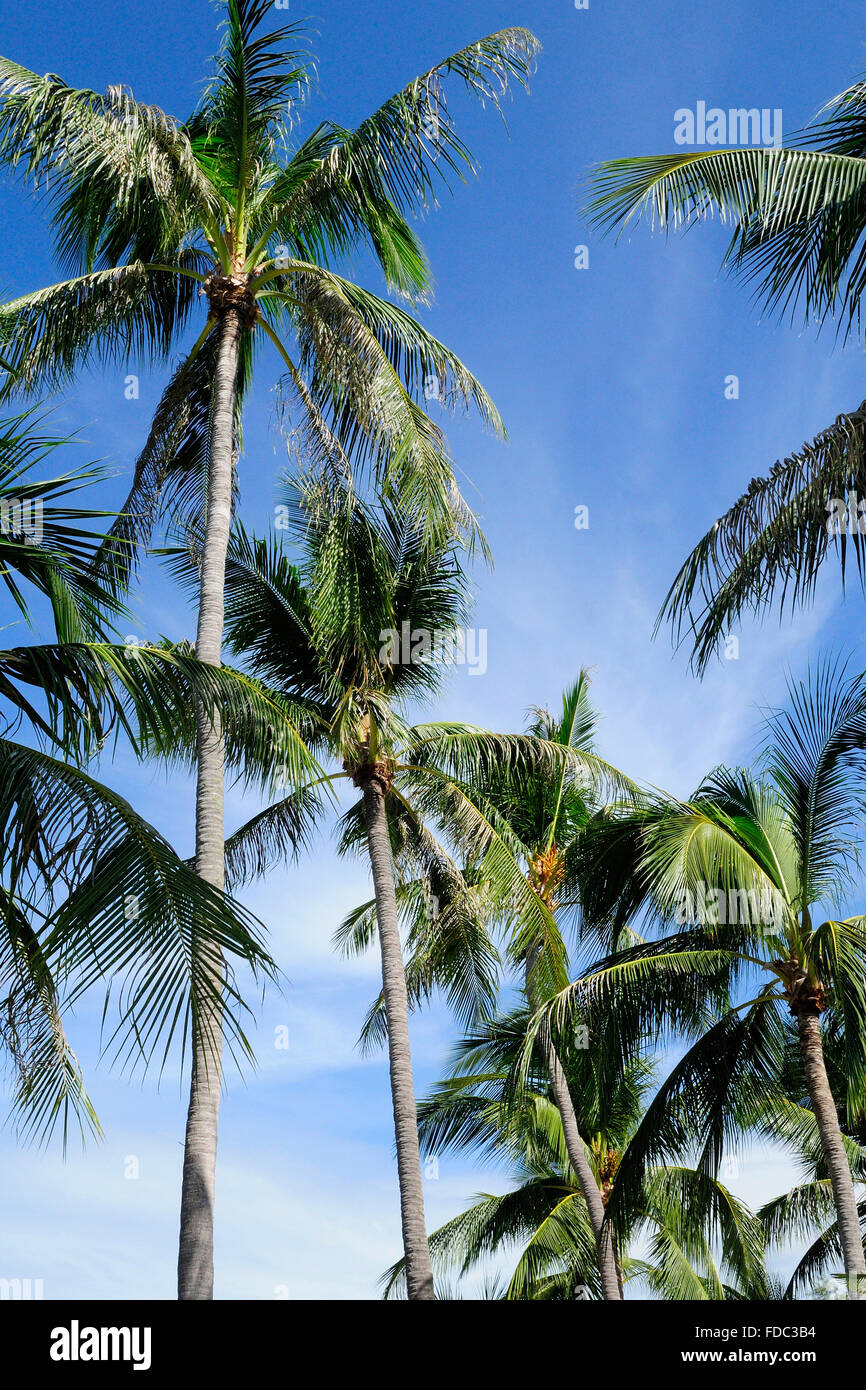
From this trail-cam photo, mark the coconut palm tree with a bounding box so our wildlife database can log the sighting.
[478,676,630,1300]
[0,411,303,1149]
[532,660,866,1296]
[355,675,635,1299]
[165,480,623,1300]
[335,674,641,1299]
[586,79,866,671]
[0,3,539,1296]
[763,1163,866,1300]
[754,1018,866,1298]
[380,1013,767,1300]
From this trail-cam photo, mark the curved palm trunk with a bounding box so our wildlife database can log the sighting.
[797,1009,866,1298]
[362,778,436,1301]
[525,950,622,1302]
[177,308,241,1301]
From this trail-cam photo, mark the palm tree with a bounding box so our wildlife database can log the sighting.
[0,411,295,1149]
[167,481,616,1300]
[380,1014,767,1300]
[0,3,539,1295]
[764,1163,866,1300]
[361,675,635,1299]
[756,1020,866,1298]
[533,661,866,1296]
[586,78,866,671]
[490,676,630,1300]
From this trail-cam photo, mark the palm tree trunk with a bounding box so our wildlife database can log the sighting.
[177,308,241,1301]
[797,1008,866,1298]
[525,950,622,1302]
[362,777,436,1301]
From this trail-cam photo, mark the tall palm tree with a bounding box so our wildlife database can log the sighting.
[168,482,616,1300]
[586,78,866,671]
[361,676,635,1299]
[0,411,295,1149]
[381,1015,767,1300]
[0,3,539,1296]
[492,677,629,1299]
[532,661,866,1296]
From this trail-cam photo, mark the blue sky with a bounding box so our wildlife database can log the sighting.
[3,0,866,1299]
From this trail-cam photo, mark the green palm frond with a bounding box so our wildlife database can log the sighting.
[762,659,866,910]
[658,399,866,673]
[0,884,100,1149]
[265,27,538,296]
[0,260,207,399]
[640,1166,768,1298]
[0,639,320,787]
[0,57,219,268]
[271,266,498,543]
[222,785,327,891]
[0,739,276,1094]
[760,1179,838,1247]
[639,787,793,937]
[0,410,131,639]
[586,141,866,331]
[187,0,310,201]
[263,122,431,299]
[642,1221,719,1300]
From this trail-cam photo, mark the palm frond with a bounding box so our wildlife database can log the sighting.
[658,400,866,672]
[0,261,203,398]
[268,28,539,293]
[0,57,219,268]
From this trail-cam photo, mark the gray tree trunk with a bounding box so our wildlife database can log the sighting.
[177,308,241,1301]
[525,950,622,1301]
[798,1009,866,1298]
[362,779,436,1300]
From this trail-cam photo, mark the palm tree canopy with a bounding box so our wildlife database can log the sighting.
[164,491,637,1059]
[382,1013,766,1300]
[0,4,540,577]
[525,662,866,1214]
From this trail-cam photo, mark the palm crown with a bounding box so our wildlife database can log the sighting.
[338,672,639,1300]
[0,2,539,564]
[533,660,866,1293]
[383,1015,767,1300]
